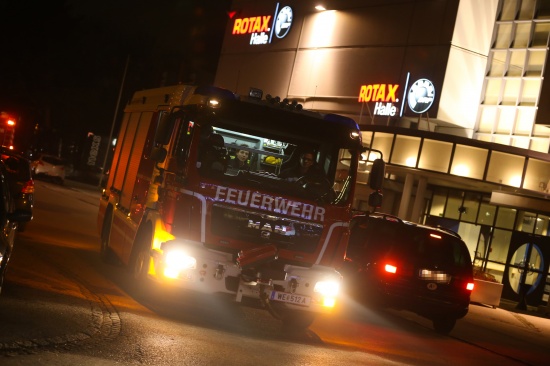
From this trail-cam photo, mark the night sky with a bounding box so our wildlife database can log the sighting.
[0,0,231,157]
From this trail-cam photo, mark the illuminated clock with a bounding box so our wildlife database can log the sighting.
[407,78,435,114]
[275,6,293,39]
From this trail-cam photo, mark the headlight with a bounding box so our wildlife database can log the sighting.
[314,280,340,308]
[314,280,340,297]
[163,249,197,279]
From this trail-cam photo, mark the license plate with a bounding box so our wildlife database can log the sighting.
[270,291,311,307]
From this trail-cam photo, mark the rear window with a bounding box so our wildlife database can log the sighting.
[42,156,65,165]
[1,154,32,181]
[349,218,472,269]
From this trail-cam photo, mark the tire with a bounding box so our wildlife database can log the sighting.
[128,226,153,293]
[433,317,456,335]
[100,213,117,264]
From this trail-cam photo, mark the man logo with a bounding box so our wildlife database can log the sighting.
[407,78,435,114]
[275,6,293,39]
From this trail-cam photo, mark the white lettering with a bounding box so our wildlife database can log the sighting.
[314,206,326,221]
[226,188,237,204]
[290,202,301,217]
[302,204,313,220]
[215,186,227,201]
[250,192,261,208]
[250,32,269,45]
[212,186,325,221]
[261,195,274,211]
[373,102,397,116]
[237,190,250,205]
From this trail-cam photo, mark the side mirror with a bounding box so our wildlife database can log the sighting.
[368,158,385,190]
[155,111,183,145]
[150,147,167,163]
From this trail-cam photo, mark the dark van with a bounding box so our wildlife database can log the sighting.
[342,213,474,334]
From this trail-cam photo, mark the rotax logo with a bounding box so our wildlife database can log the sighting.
[231,3,293,45]
[358,84,400,117]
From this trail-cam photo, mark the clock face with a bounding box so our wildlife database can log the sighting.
[275,6,293,39]
[407,79,435,114]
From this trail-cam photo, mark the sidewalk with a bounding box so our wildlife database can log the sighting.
[497,298,550,319]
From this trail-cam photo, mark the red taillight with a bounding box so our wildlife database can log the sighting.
[21,180,34,194]
[466,282,474,291]
[384,264,397,274]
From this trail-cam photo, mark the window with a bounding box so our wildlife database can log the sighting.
[495,207,517,229]
[532,22,550,46]
[513,23,531,48]
[525,50,546,76]
[450,145,488,180]
[488,51,508,76]
[418,139,452,173]
[494,23,514,48]
[486,151,525,186]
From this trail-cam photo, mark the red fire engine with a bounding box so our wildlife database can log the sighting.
[97,85,369,328]
[0,112,16,150]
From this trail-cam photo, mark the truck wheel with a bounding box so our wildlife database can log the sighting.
[129,227,152,282]
[432,317,456,335]
[100,213,117,264]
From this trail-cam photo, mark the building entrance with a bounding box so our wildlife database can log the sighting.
[502,232,550,306]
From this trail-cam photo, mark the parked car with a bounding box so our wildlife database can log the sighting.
[341,213,474,334]
[0,161,33,294]
[0,149,34,231]
[32,154,66,184]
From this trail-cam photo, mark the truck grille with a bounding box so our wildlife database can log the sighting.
[211,204,323,253]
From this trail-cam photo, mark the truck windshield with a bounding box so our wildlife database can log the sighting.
[197,123,356,205]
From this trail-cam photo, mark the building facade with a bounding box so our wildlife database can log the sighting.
[214,0,550,306]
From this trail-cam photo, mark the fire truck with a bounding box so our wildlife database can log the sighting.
[98,85,369,328]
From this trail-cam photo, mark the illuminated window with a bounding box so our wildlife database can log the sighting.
[430,190,446,217]
[529,138,549,153]
[534,215,549,236]
[494,135,511,145]
[483,79,502,104]
[523,158,550,191]
[511,136,530,149]
[525,50,546,76]
[495,207,517,229]
[532,23,550,47]
[502,79,520,105]
[477,202,496,226]
[371,132,394,162]
[519,79,541,105]
[451,145,488,180]
[486,151,525,187]
[514,108,535,133]
[390,135,420,167]
[445,191,462,220]
[478,107,497,133]
[461,192,481,223]
[519,0,536,20]
[488,51,507,76]
[488,229,512,263]
[512,23,531,48]
[496,107,516,133]
[508,50,525,76]
[500,0,518,20]
[418,139,452,173]
[494,23,513,48]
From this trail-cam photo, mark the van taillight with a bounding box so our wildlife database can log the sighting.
[384,264,397,274]
[466,282,474,291]
[22,180,34,194]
